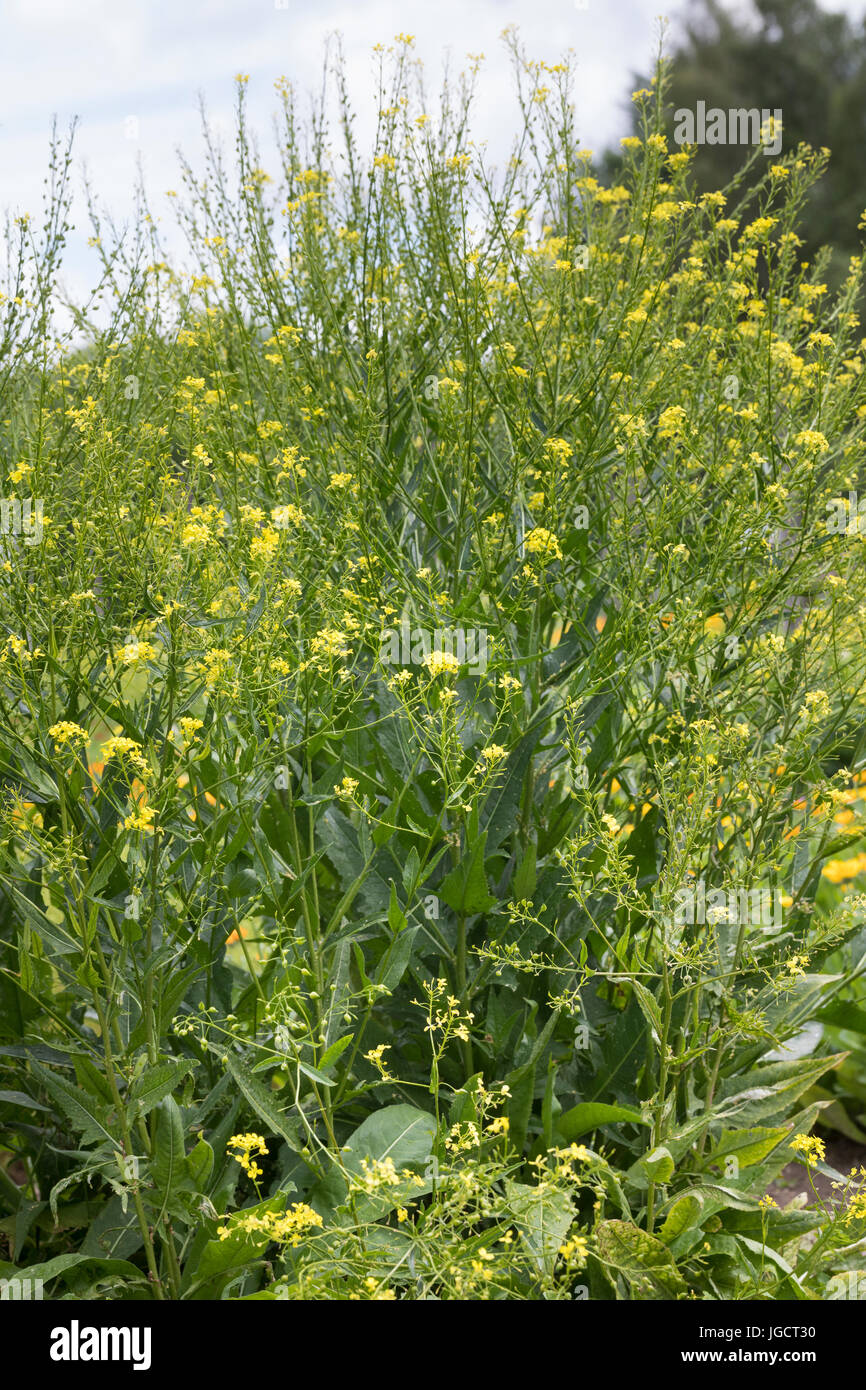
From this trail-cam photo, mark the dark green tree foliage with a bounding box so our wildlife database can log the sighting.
[624,0,866,288]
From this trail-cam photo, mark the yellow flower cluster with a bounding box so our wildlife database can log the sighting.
[422,649,460,677]
[48,721,88,747]
[227,1132,269,1183]
[102,735,149,778]
[124,804,156,835]
[524,527,562,563]
[116,639,158,667]
[218,1202,323,1247]
[789,1133,825,1166]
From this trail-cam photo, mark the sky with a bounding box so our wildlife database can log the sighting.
[2,0,866,301]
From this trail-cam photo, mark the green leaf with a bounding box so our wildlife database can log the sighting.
[185,1194,285,1298]
[318,1035,353,1072]
[0,1252,143,1294]
[127,1058,196,1120]
[708,1125,791,1172]
[5,882,79,956]
[717,1053,847,1125]
[641,1145,675,1183]
[512,840,537,900]
[342,1103,436,1174]
[481,727,539,851]
[0,1089,51,1112]
[223,1050,302,1154]
[437,829,497,915]
[29,1060,116,1146]
[595,1219,687,1299]
[556,1102,649,1142]
[150,1096,186,1202]
[297,1059,336,1086]
[505,1180,575,1277]
[375,926,418,994]
[658,1192,704,1245]
[73,1056,115,1108]
[387,879,407,933]
[185,1137,214,1190]
[817,1000,866,1034]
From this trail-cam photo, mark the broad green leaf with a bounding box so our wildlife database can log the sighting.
[505,1179,575,1277]
[0,1089,50,1112]
[658,1192,703,1245]
[0,1252,143,1293]
[186,1194,285,1298]
[437,830,497,915]
[185,1137,214,1190]
[556,1102,649,1142]
[150,1096,186,1203]
[342,1103,436,1174]
[641,1145,675,1183]
[708,1125,790,1172]
[595,1219,687,1299]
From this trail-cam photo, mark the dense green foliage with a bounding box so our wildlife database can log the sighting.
[2,36,866,1300]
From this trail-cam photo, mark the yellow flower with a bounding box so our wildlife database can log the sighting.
[271,503,305,529]
[789,1132,825,1165]
[250,525,280,564]
[124,804,156,835]
[227,1132,269,1183]
[101,735,149,778]
[792,429,829,455]
[558,1234,589,1263]
[49,721,88,747]
[181,520,211,548]
[657,405,687,439]
[524,527,562,563]
[422,649,460,677]
[117,639,158,666]
[480,744,507,764]
[364,1043,393,1079]
[844,1191,866,1225]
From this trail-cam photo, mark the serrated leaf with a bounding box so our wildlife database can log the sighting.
[127,1058,195,1120]
[223,1051,302,1154]
[29,1060,115,1146]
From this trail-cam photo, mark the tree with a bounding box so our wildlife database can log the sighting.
[620,0,866,288]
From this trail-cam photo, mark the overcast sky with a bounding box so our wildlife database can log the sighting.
[3,0,866,300]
